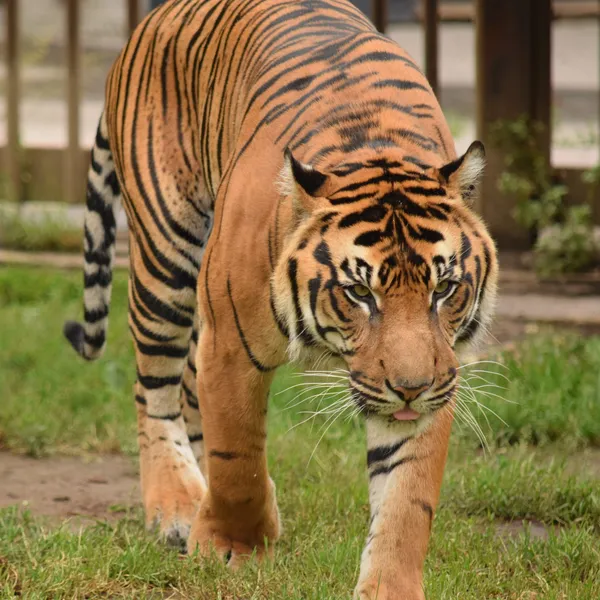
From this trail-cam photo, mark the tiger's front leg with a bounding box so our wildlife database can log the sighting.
[355,407,454,600]
[187,321,280,567]
[128,235,208,548]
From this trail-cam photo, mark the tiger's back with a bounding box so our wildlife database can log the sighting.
[106,0,454,220]
[65,2,497,598]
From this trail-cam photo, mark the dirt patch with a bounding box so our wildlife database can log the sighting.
[564,448,600,479]
[495,519,555,542]
[0,452,140,521]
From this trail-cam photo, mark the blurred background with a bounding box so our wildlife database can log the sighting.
[0,0,600,260]
[0,0,598,258]
[0,3,599,598]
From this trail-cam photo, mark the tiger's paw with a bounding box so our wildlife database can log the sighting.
[143,461,206,550]
[186,491,280,568]
[354,578,425,600]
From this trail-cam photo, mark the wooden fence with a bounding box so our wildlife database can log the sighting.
[2,0,140,206]
[1,0,599,248]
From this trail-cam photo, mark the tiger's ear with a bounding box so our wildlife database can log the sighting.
[438,141,485,205]
[279,148,329,218]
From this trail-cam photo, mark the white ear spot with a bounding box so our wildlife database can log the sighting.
[440,141,486,203]
[276,153,298,199]
[457,142,486,192]
[277,149,330,220]
[281,148,328,197]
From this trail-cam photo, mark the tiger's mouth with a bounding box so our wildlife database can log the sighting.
[350,386,456,421]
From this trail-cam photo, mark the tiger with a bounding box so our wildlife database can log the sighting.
[63,0,498,597]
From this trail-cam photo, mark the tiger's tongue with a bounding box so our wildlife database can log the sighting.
[393,408,421,421]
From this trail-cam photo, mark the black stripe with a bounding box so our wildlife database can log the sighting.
[147,411,182,421]
[338,204,387,229]
[90,150,103,175]
[84,306,108,323]
[104,169,119,196]
[288,258,316,346]
[131,334,189,359]
[366,439,409,467]
[227,278,277,372]
[414,225,445,244]
[411,499,434,524]
[372,79,429,92]
[404,186,446,197]
[182,381,199,409]
[85,182,116,247]
[427,386,456,406]
[129,307,177,343]
[137,373,182,389]
[132,274,193,328]
[94,126,110,151]
[147,120,204,255]
[187,357,197,376]
[354,230,385,247]
[84,331,105,348]
[160,38,173,118]
[456,309,481,345]
[210,450,242,460]
[84,250,111,268]
[270,287,290,338]
[352,378,381,396]
[369,455,417,479]
[329,192,376,206]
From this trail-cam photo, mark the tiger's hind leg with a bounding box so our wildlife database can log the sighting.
[129,234,207,548]
[179,315,206,475]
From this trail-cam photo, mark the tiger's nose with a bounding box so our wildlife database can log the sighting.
[387,379,433,403]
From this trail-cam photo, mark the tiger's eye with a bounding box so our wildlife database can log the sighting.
[434,280,450,294]
[352,284,371,298]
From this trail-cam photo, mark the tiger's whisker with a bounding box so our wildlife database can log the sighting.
[458,360,508,371]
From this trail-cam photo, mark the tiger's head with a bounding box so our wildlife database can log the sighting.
[273,143,498,427]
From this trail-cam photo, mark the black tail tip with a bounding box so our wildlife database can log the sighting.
[63,320,85,357]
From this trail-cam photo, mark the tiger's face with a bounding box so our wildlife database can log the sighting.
[274,143,498,425]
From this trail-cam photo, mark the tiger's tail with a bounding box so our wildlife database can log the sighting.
[64,111,121,361]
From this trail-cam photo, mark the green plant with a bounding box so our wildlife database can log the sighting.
[0,206,82,253]
[582,164,600,187]
[534,205,598,278]
[491,117,598,277]
[491,117,567,231]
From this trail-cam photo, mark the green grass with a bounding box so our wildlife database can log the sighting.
[456,334,600,449]
[0,267,133,455]
[1,265,599,598]
[444,449,600,531]
[1,505,599,600]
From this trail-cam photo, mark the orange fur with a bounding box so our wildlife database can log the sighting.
[65,1,498,596]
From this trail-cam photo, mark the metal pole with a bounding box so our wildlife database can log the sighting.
[6,0,21,202]
[372,0,388,33]
[128,0,141,35]
[475,0,551,248]
[66,0,80,203]
[423,0,439,96]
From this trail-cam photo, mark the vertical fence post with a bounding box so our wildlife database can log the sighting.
[6,0,21,202]
[531,0,551,167]
[596,2,600,224]
[423,0,439,97]
[128,0,141,35]
[66,0,80,204]
[372,0,388,33]
[475,0,551,248]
